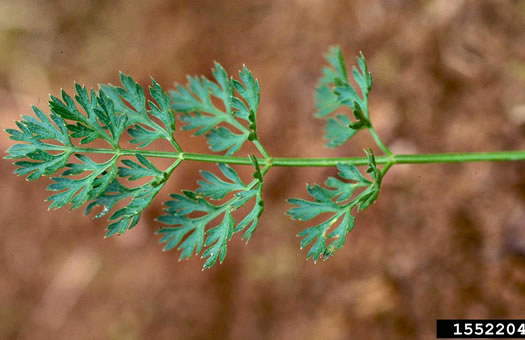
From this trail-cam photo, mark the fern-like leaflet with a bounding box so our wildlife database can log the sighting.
[283,47,391,262]
[156,160,264,269]
[288,150,383,262]
[315,47,373,147]
[6,75,181,237]
[170,63,262,156]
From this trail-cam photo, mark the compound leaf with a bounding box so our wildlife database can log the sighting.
[118,154,162,181]
[101,73,177,148]
[232,65,260,119]
[49,84,126,147]
[47,154,118,210]
[157,164,264,269]
[325,114,357,147]
[315,47,373,147]
[5,106,73,180]
[206,127,247,156]
[6,74,183,240]
[202,211,235,269]
[170,63,263,155]
[196,163,245,199]
[85,180,138,219]
[288,150,383,262]
[234,189,264,242]
[105,183,164,237]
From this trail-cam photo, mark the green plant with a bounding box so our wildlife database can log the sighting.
[5,47,525,270]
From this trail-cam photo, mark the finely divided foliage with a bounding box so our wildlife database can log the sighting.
[156,162,264,269]
[315,47,373,147]
[170,63,261,156]
[288,150,383,262]
[5,46,396,269]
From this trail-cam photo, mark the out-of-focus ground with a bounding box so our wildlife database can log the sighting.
[1,0,524,339]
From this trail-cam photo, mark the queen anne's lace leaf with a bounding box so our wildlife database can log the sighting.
[169,63,263,155]
[315,46,348,118]
[6,75,182,239]
[5,106,73,181]
[98,155,179,238]
[101,73,177,148]
[233,188,264,242]
[85,180,137,219]
[206,126,246,156]
[315,47,373,147]
[45,154,119,210]
[118,155,162,181]
[156,163,264,269]
[48,84,128,147]
[196,163,245,199]
[325,114,357,147]
[105,183,165,237]
[287,150,382,262]
[232,65,260,120]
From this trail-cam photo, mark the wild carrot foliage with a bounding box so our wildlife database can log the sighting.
[5,47,525,269]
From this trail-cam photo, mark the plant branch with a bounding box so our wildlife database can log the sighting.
[368,126,392,155]
[48,144,525,167]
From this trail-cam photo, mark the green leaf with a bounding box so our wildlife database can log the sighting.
[101,73,177,148]
[126,124,164,148]
[232,65,260,119]
[118,154,162,181]
[325,46,348,84]
[6,74,184,244]
[337,163,371,185]
[157,164,264,269]
[106,72,147,118]
[354,52,373,99]
[170,63,263,155]
[208,62,234,115]
[12,150,71,181]
[287,197,339,221]
[149,78,176,135]
[354,149,382,211]
[323,177,355,203]
[333,52,372,116]
[234,190,264,242]
[325,114,357,147]
[325,211,355,258]
[314,46,347,118]
[315,47,373,147]
[49,84,123,147]
[47,154,118,210]
[288,152,383,261]
[196,163,245,199]
[85,180,137,219]
[297,218,330,262]
[5,106,73,181]
[315,82,340,118]
[202,211,234,269]
[105,183,164,237]
[206,127,247,156]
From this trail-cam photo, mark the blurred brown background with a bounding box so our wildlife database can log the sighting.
[1,0,525,339]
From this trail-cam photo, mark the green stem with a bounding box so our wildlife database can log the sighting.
[253,140,271,159]
[164,158,183,176]
[168,135,183,153]
[225,115,270,159]
[380,162,394,177]
[58,145,525,167]
[368,127,392,155]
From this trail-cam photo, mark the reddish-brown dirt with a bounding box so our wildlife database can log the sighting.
[1,1,524,339]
